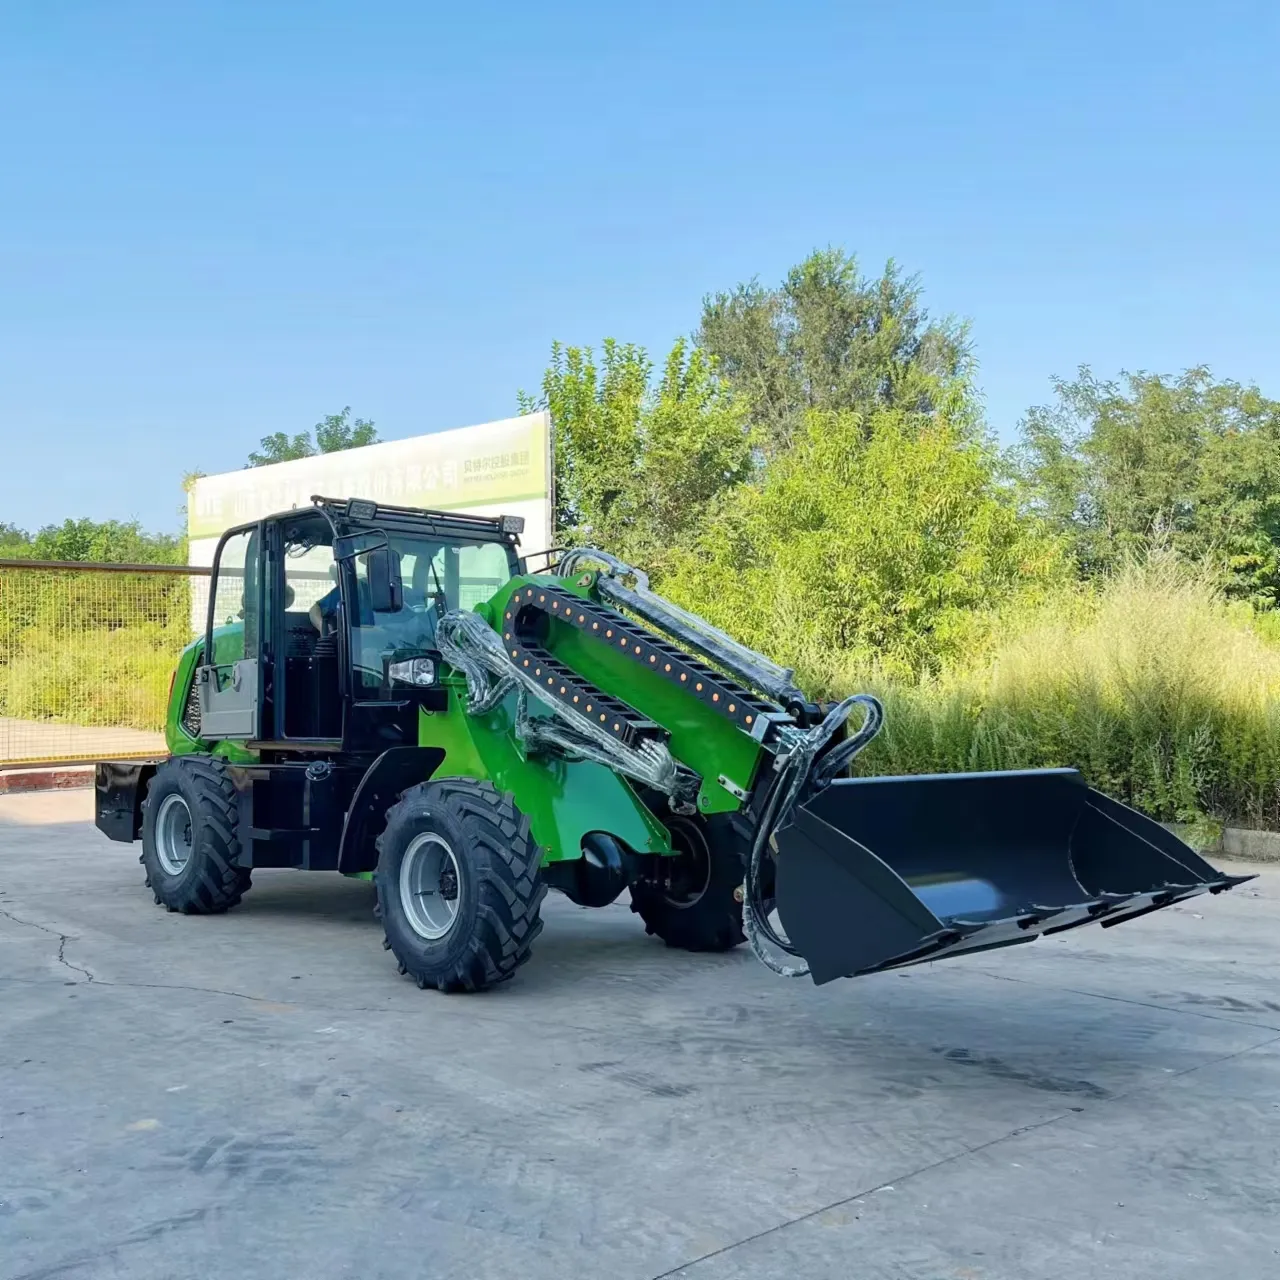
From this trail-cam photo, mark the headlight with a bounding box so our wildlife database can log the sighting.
[388,657,437,687]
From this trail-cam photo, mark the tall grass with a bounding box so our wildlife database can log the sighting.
[838,557,1280,830]
[0,623,185,731]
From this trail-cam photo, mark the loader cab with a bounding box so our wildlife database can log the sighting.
[196,497,523,754]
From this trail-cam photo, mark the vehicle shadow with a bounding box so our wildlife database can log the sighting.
[233,869,379,929]
[230,870,734,988]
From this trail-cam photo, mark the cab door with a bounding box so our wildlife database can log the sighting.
[197,523,263,740]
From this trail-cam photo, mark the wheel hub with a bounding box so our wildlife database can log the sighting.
[155,793,194,876]
[399,833,464,941]
[438,865,459,901]
[662,819,713,909]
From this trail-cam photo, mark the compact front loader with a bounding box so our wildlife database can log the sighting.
[97,497,1249,991]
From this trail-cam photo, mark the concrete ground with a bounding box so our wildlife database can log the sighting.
[1,791,1278,1280]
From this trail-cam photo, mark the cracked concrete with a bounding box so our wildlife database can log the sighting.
[2,790,1279,1279]
[0,906,95,983]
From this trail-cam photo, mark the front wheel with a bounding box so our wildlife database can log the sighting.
[629,814,746,952]
[375,779,545,992]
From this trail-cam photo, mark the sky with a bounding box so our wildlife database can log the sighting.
[1,0,1276,535]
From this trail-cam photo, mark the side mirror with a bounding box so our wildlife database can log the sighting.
[365,546,403,613]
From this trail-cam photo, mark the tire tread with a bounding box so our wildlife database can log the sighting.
[375,779,544,993]
[141,754,251,914]
[630,814,746,953]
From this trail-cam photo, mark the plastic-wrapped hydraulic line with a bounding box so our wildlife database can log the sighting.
[436,609,693,804]
[436,611,516,717]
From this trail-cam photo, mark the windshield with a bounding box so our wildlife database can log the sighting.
[349,534,515,691]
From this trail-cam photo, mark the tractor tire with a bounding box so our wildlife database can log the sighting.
[375,779,545,992]
[140,755,251,914]
[629,813,746,952]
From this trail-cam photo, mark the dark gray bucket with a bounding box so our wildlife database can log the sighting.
[773,768,1251,986]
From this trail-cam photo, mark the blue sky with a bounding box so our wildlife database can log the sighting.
[1,0,1275,534]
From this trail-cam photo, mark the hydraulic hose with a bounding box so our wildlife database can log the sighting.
[813,694,884,786]
[742,694,884,978]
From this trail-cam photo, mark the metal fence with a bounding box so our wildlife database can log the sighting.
[0,560,211,768]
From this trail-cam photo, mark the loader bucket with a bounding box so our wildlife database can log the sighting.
[773,768,1252,986]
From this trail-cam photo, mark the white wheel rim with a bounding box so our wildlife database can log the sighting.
[155,793,194,876]
[399,833,463,941]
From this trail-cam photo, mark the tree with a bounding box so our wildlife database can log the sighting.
[520,337,751,567]
[314,407,379,454]
[521,257,1049,686]
[248,432,315,466]
[0,523,30,557]
[247,407,378,467]
[661,407,1062,683]
[26,518,182,564]
[698,248,973,454]
[1009,367,1280,603]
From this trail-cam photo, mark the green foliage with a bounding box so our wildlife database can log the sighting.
[0,523,30,556]
[523,245,1280,828]
[1,621,185,732]
[0,518,182,565]
[7,240,1280,836]
[248,431,316,466]
[314,407,379,454]
[0,522,190,749]
[248,406,378,467]
[661,407,1064,681]
[858,557,1280,830]
[1009,366,1280,603]
[527,249,1048,683]
[698,248,972,453]
[0,571,194,734]
[520,337,751,566]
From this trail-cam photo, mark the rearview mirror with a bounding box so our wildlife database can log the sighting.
[365,546,403,613]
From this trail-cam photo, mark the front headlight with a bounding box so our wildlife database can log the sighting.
[388,657,437,687]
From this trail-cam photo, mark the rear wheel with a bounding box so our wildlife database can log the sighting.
[140,755,251,914]
[629,814,746,952]
[375,779,545,992]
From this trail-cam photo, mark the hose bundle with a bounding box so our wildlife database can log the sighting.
[742,694,883,978]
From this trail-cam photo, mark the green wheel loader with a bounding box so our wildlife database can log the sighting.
[96,496,1250,991]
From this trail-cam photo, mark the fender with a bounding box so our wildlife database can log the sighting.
[95,759,161,842]
[420,691,674,863]
[337,745,446,874]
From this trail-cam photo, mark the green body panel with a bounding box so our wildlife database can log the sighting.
[165,629,257,763]
[419,679,672,863]
[488,575,768,815]
[164,637,202,754]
